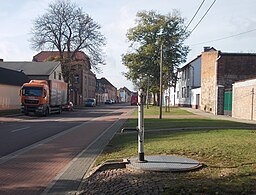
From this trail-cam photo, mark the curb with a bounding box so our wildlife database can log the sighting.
[117,126,256,135]
[43,118,127,195]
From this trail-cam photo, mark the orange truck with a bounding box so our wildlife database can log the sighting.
[20,80,67,116]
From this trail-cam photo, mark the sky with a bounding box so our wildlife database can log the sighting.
[1,0,256,91]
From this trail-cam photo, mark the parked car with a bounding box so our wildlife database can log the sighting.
[105,99,112,104]
[131,95,138,105]
[62,102,74,111]
[85,98,96,107]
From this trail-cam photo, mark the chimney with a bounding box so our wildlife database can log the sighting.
[0,59,3,62]
[203,46,211,52]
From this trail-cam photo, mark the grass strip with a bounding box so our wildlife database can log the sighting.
[97,129,256,194]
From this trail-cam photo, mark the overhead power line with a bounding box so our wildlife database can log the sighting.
[190,0,217,34]
[191,28,256,46]
[185,0,206,31]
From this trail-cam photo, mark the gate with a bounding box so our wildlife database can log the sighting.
[224,90,232,116]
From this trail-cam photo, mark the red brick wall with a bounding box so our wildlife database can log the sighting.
[201,51,256,115]
[217,55,256,88]
[201,51,219,114]
[232,79,256,120]
[218,54,256,115]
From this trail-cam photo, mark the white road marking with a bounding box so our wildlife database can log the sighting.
[11,126,30,133]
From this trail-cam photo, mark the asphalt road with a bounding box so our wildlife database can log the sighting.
[0,104,127,157]
[0,103,134,195]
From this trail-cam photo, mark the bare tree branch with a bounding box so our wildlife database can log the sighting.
[30,0,106,78]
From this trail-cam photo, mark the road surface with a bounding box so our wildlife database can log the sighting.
[0,103,133,195]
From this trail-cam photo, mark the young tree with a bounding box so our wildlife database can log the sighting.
[30,0,106,81]
[122,10,189,104]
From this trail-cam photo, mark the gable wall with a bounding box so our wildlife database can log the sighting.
[0,84,20,110]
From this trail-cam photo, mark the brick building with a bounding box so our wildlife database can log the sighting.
[96,78,117,102]
[118,87,132,103]
[232,78,256,120]
[95,79,108,104]
[201,49,256,115]
[33,51,96,105]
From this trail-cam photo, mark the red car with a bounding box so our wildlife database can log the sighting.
[62,102,74,111]
[131,95,138,105]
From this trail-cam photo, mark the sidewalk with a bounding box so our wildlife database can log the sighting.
[181,107,256,125]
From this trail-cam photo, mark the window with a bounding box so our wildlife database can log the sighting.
[22,87,43,97]
[58,73,62,80]
[182,87,187,98]
[54,71,57,79]
[74,74,79,84]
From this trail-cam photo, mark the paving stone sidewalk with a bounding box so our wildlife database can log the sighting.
[79,167,172,195]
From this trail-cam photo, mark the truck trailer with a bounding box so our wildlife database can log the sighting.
[20,80,67,116]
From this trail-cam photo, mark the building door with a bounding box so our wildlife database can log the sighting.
[224,90,232,116]
[196,94,200,109]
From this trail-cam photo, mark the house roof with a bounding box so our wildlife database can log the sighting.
[179,47,217,70]
[0,67,29,86]
[33,51,91,69]
[0,61,61,76]
[33,51,89,61]
[220,52,256,57]
[179,55,201,70]
[119,87,132,94]
[97,77,116,89]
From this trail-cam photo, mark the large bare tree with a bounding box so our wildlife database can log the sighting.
[30,0,106,81]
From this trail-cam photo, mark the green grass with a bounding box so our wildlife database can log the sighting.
[96,107,256,194]
[133,106,193,116]
[124,118,254,130]
[97,129,256,194]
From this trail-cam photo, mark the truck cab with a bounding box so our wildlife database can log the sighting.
[20,80,50,116]
[20,80,67,116]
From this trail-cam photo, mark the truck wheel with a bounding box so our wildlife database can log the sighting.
[58,106,62,114]
[44,108,49,117]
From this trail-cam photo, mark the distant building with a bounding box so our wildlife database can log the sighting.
[0,67,29,110]
[96,78,117,103]
[95,79,108,104]
[33,51,96,105]
[175,47,256,116]
[176,52,202,109]
[232,78,256,120]
[201,49,256,115]
[118,87,132,103]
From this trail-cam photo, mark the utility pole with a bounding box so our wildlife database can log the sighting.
[146,76,149,109]
[251,88,254,120]
[159,44,163,119]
